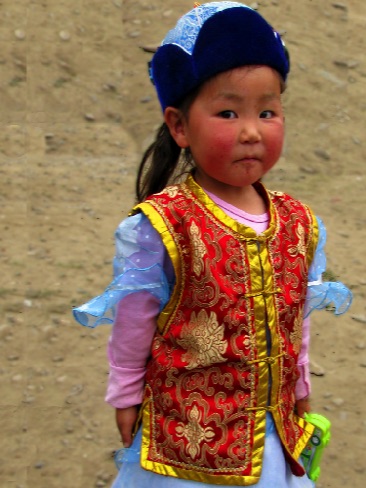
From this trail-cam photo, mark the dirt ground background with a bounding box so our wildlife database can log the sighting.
[0,1,365,487]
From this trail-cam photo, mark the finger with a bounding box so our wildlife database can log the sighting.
[116,418,132,447]
[120,428,133,448]
[297,407,305,418]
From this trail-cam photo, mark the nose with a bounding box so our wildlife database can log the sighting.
[239,119,261,144]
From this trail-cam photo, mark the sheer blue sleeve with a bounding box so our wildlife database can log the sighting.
[73,214,174,328]
[305,217,352,317]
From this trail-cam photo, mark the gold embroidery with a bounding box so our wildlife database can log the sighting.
[290,313,302,354]
[288,223,306,257]
[188,220,206,276]
[177,310,228,369]
[175,404,215,459]
[156,185,179,198]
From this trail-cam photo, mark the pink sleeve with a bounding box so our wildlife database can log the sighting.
[105,291,159,408]
[295,314,311,400]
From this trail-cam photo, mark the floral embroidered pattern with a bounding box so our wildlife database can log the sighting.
[162,2,252,55]
[175,405,215,459]
[177,309,228,369]
[288,223,306,257]
[156,185,179,198]
[188,220,206,276]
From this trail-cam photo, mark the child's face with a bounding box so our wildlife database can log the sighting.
[167,66,284,194]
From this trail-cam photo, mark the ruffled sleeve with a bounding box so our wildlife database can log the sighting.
[73,213,174,328]
[305,217,352,317]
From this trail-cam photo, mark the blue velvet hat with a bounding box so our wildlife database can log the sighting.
[151,2,289,110]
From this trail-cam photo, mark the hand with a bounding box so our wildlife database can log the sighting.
[295,397,311,418]
[115,406,139,447]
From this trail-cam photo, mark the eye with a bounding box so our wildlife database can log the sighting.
[260,110,275,119]
[218,110,237,119]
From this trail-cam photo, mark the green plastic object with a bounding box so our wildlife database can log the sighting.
[300,413,331,482]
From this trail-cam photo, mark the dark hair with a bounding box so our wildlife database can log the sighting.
[135,124,189,202]
[135,88,200,203]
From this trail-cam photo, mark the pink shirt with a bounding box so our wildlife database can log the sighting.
[106,192,311,408]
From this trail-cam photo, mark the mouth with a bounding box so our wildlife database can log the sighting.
[234,156,261,163]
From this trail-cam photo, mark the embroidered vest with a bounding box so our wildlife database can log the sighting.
[133,176,318,486]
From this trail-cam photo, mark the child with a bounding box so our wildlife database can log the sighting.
[74,3,352,487]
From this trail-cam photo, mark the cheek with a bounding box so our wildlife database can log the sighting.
[266,126,284,159]
[206,129,235,155]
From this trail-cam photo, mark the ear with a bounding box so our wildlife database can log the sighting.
[164,107,189,148]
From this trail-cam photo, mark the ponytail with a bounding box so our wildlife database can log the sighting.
[135,123,193,203]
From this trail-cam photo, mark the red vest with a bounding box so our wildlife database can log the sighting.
[133,176,318,485]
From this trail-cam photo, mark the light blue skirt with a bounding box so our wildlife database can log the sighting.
[111,414,315,488]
